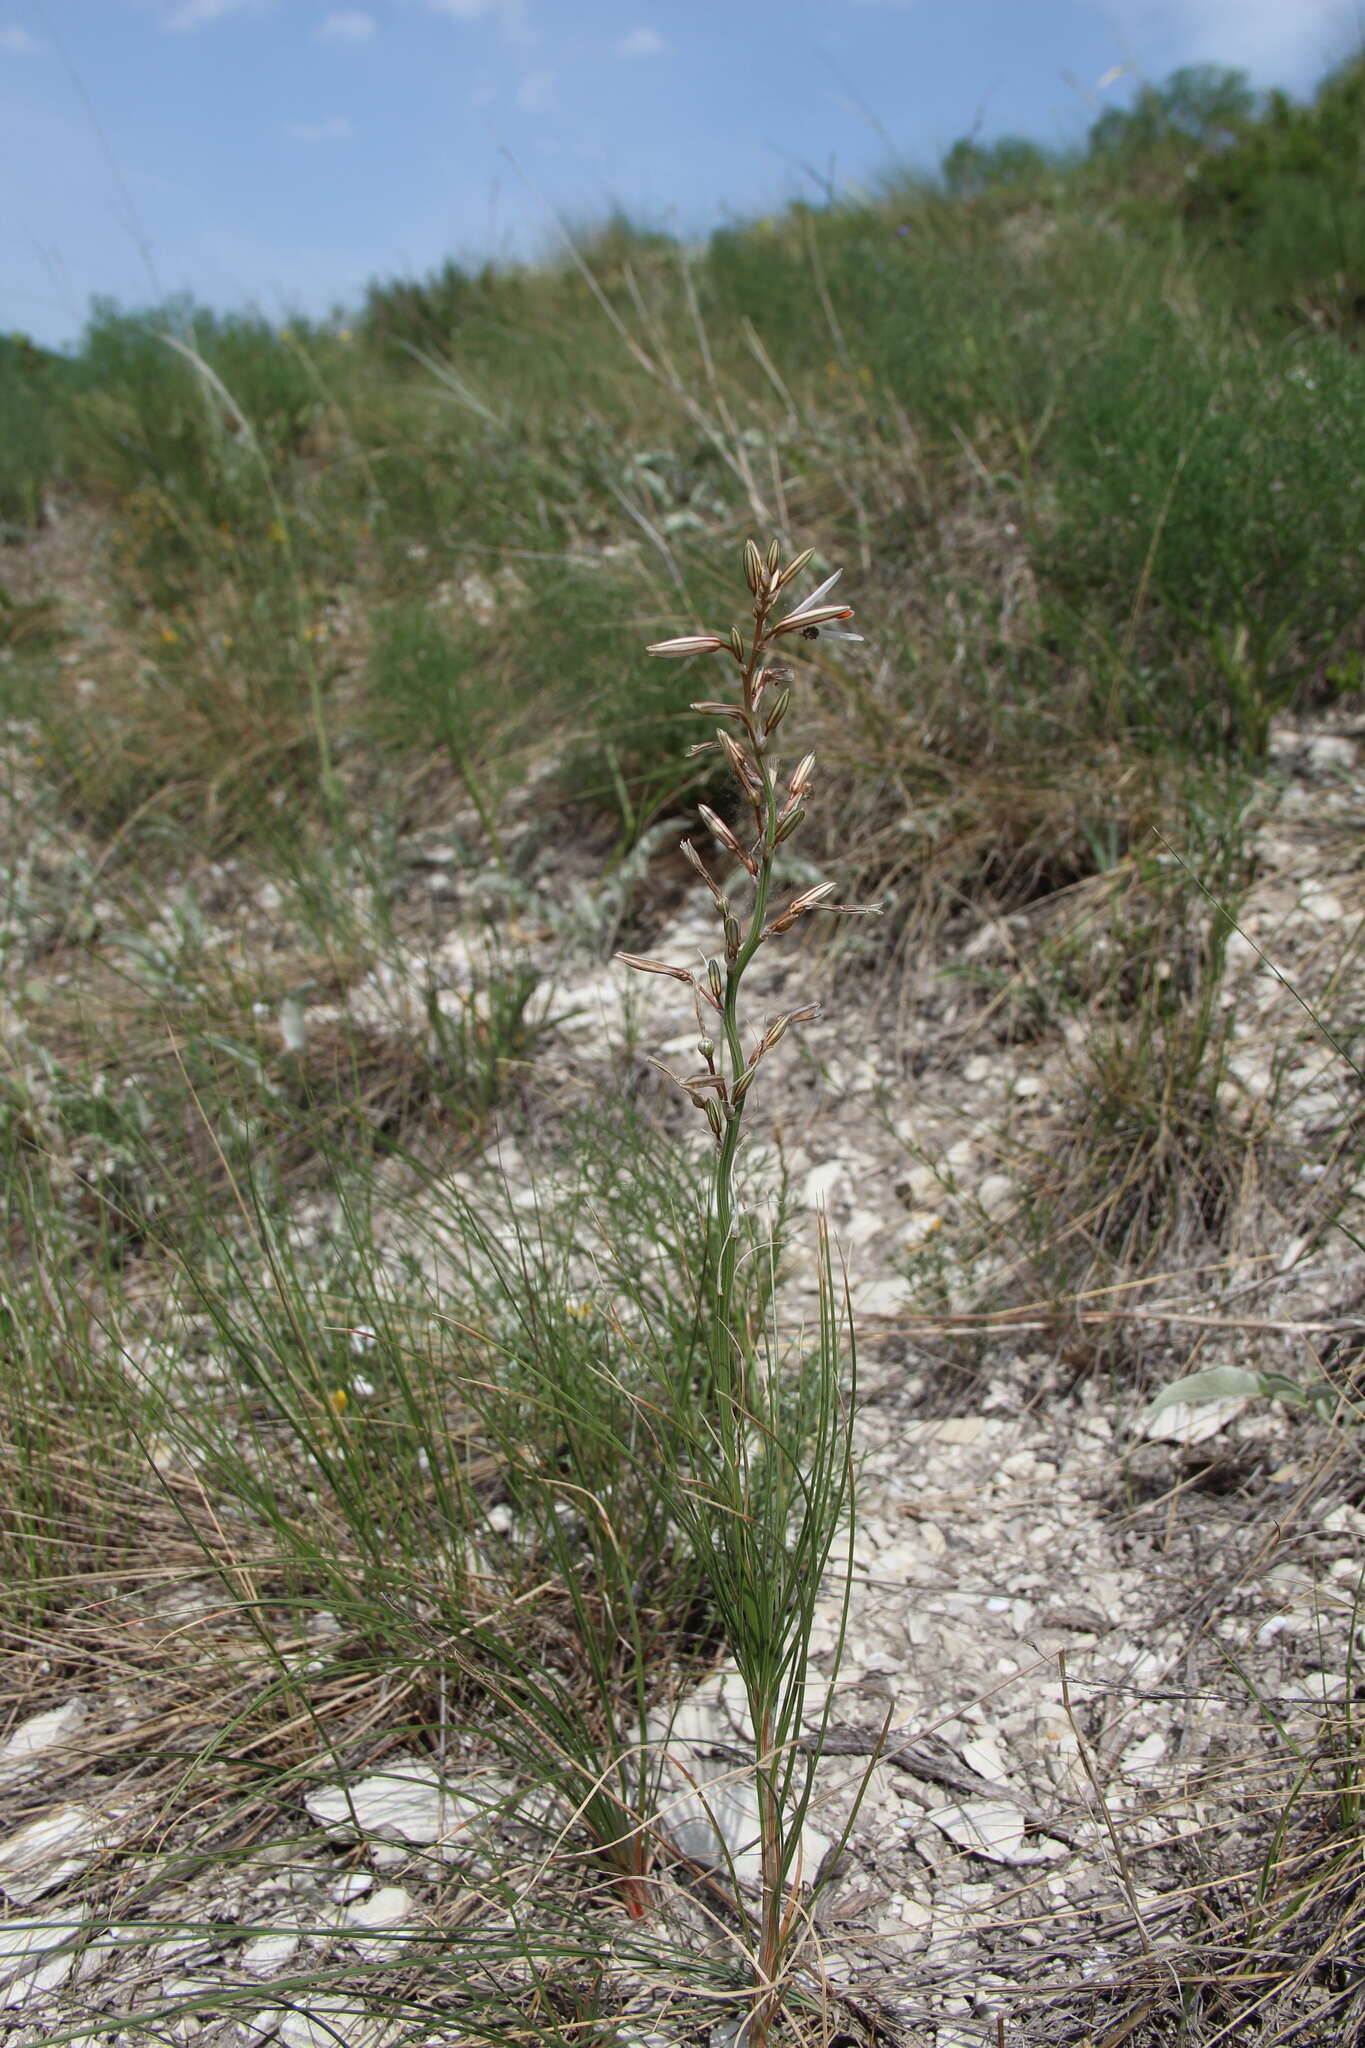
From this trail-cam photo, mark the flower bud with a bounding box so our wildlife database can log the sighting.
[707,958,725,1006]
[743,539,763,593]
[774,806,805,844]
[647,634,726,658]
[763,688,791,736]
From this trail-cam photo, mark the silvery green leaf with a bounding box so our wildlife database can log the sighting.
[1143,1366,1272,1425]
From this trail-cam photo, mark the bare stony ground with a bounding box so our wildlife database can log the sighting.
[2,620,1363,2043]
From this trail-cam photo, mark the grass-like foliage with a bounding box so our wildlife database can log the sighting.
[1,46,1363,2045]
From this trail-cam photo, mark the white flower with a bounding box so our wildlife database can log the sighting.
[773,568,863,643]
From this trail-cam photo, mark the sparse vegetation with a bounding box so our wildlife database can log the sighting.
[1,51,1363,2048]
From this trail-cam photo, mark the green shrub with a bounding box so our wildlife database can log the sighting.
[1041,321,1365,751]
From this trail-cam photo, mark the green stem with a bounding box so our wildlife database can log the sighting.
[706,630,781,1418]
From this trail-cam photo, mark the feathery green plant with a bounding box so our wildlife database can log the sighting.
[621,538,870,2043]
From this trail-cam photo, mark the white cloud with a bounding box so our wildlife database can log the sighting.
[0,24,40,52]
[1095,0,1358,83]
[284,114,354,141]
[614,26,666,58]
[164,0,268,29]
[516,67,554,113]
[423,0,516,18]
[318,9,375,39]
[412,0,535,44]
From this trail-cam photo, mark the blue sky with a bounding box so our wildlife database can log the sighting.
[3,0,1359,348]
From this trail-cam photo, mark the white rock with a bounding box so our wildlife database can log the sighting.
[1143,1396,1248,1446]
[851,1275,913,1317]
[958,1734,1010,1785]
[0,1907,88,2005]
[1283,1671,1347,1704]
[800,1160,846,1210]
[651,1673,830,1887]
[976,1173,1015,1217]
[1320,1502,1365,1540]
[0,1804,120,1904]
[239,1931,301,1975]
[344,1884,413,1932]
[897,1161,945,1205]
[924,1798,1067,1866]
[1303,734,1357,774]
[905,1415,990,1446]
[1119,1732,1167,1778]
[304,1761,486,1857]
[274,2000,377,2048]
[0,1700,87,1787]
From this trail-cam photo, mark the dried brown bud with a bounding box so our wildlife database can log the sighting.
[616,951,695,983]
[718,729,751,785]
[698,805,757,873]
[680,836,729,909]
[788,751,816,799]
[763,880,835,937]
[690,701,747,720]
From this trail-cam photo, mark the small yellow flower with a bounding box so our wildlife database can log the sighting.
[328,1387,349,1415]
[269,519,287,546]
[564,1300,594,1320]
[339,328,353,344]
[160,626,178,645]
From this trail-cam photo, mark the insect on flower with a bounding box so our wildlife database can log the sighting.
[774,568,865,646]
